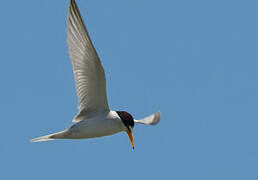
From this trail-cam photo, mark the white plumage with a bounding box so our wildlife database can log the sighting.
[31,0,161,148]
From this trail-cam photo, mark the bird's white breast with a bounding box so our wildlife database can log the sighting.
[66,111,126,139]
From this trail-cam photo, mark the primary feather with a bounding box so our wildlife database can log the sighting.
[68,0,109,118]
[134,111,161,125]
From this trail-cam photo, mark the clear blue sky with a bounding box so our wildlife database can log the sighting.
[1,0,258,179]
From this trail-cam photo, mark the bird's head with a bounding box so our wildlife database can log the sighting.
[116,111,135,150]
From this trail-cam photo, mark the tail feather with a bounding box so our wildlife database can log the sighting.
[30,134,55,143]
[30,130,67,143]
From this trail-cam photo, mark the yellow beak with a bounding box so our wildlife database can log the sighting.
[127,129,135,150]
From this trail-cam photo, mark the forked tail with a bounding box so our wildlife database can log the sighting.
[30,130,67,143]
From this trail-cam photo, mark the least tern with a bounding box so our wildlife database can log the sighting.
[31,0,161,149]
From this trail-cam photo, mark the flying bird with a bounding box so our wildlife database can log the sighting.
[30,0,161,149]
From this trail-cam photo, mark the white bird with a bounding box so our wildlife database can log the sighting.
[30,0,161,149]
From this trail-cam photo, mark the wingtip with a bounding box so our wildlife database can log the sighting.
[134,111,161,125]
[152,111,161,125]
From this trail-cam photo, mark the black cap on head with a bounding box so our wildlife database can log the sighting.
[116,111,134,129]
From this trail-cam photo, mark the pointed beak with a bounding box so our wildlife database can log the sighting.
[127,128,135,150]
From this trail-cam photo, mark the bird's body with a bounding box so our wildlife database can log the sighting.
[66,111,126,139]
[32,111,126,142]
[31,0,161,149]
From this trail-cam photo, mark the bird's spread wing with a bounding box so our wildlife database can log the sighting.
[68,0,109,120]
[134,111,161,125]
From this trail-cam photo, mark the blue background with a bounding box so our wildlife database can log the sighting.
[1,0,258,179]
